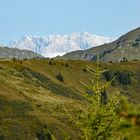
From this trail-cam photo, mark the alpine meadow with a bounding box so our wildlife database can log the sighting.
[0,0,140,140]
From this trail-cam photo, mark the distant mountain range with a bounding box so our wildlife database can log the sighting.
[59,27,140,62]
[9,32,115,58]
[0,46,41,59]
[2,28,140,61]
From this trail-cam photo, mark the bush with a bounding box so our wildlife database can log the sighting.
[36,130,52,140]
[49,61,52,65]
[65,63,69,67]
[0,134,4,140]
[56,72,64,82]
[104,71,131,86]
[36,125,56,140]
[12,56,17,61]
[83,68,87,73]
[20,60,23,64]
[103,71,113,82]
[48,61,55,65]
[116,71,131,85]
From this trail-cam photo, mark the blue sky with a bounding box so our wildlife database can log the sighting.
[0,0,140,45]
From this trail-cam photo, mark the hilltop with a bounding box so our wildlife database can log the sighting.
[59,27,140,62]
[0,46,41,59]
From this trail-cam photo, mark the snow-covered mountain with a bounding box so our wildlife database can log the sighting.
[9,32,115,58]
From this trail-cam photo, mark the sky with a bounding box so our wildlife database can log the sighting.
[0,0,140,45]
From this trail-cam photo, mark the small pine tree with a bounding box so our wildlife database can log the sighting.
[70,57,122,140]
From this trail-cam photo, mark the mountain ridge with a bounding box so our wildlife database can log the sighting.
[0,45,42,59]
[59,27,140,61]
[9,32,115,58]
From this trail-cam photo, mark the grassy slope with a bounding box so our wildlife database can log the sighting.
[59,27,140,61]
[0,46,41,59]
[0,59,140,139]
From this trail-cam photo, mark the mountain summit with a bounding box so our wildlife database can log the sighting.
[9,32,115,58]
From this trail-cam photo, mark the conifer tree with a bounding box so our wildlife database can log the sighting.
[70,57,122,140]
